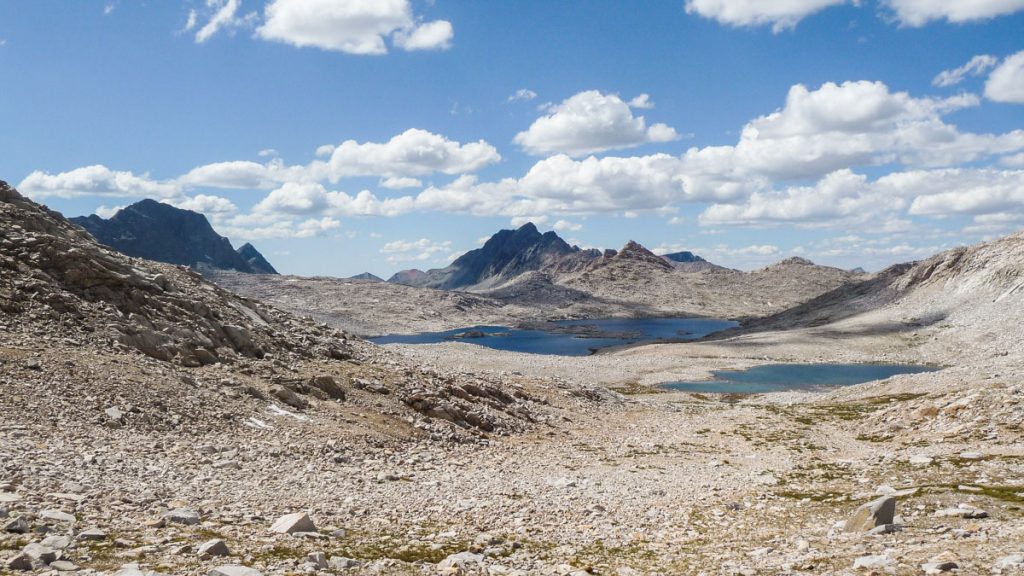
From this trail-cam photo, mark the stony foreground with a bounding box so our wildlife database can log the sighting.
[3,329,1024,575]
[3,181,1024,574]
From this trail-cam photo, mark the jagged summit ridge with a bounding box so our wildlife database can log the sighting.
[390,222,586,290]
[71,199,276,275]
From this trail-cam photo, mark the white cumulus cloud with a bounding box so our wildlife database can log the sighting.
[985,50,1024,104]
[257,0,452,54]
[18,165,181,199]
[379,176,422,189]
[380,238,453,263]
[685,0,851,32]
[513,90,680,157]
[318,128,501,180]
[392,20,453,51]
[883,0,1024,26]
[553,219,583,232]
[168,194,238,214]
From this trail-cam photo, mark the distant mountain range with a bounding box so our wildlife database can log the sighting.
[391,223,595,290]
[71,199,276,274]
[385,222,865,319]
[388,222,723,290]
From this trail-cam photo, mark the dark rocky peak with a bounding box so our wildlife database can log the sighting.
[70,199,263,274]
[662,250,707,264]
[415,223,582,290]
[349,272,383,282]
[236,242,278,275]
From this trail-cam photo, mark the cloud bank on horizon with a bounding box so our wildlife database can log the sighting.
[6,0,1024,275]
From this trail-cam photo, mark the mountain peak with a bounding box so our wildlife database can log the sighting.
[613,240,674,269]
[237,242,278,275]
[71,199,276,274]
[516,222,540,234]
[391,224,581,289]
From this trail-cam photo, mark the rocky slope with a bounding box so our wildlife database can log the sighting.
[728,231,1024,363]
[71,200,275,274]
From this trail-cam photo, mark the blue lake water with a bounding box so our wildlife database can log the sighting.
[663,363,938,394]
[370,317,739,356]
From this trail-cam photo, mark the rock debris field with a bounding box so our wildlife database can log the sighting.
[3,180,1024,575]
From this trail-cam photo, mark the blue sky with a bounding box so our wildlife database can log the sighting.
[3,0,1024,277]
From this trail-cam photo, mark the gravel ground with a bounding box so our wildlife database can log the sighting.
[4,184,1024,575]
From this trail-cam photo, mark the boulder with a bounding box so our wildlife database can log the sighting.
[437,551,485,571]
[270,385,308,410]
[844,496,896,532]
[5,552,33,571]
[329,557,360,570]
[270,512,317,534]
[164,508,201,525]
[309,375,346,400]
[78,527,107,540]
[853,555,892,570]
[49,560,79,571]
[934,505,988,519]
[3,516,29,533]
[40,535,71,550]
[307,551,328,569]
[39,509,76,524]
[23,542,58,565]
[198,539,230,558]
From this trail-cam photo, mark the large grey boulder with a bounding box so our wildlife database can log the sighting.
[198,539,231,558]
[3,516,29,533]
[39,509,76,524]
[844,496,896,532]
[163,508,201,525]
[23,542,58,565]
[270,512,317,534]
[5,552,33,571]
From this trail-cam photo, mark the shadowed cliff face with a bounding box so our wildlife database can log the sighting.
[71,200,276,275]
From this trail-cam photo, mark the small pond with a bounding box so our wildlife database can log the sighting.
[663,363,938,394]
[370,317,738,357]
